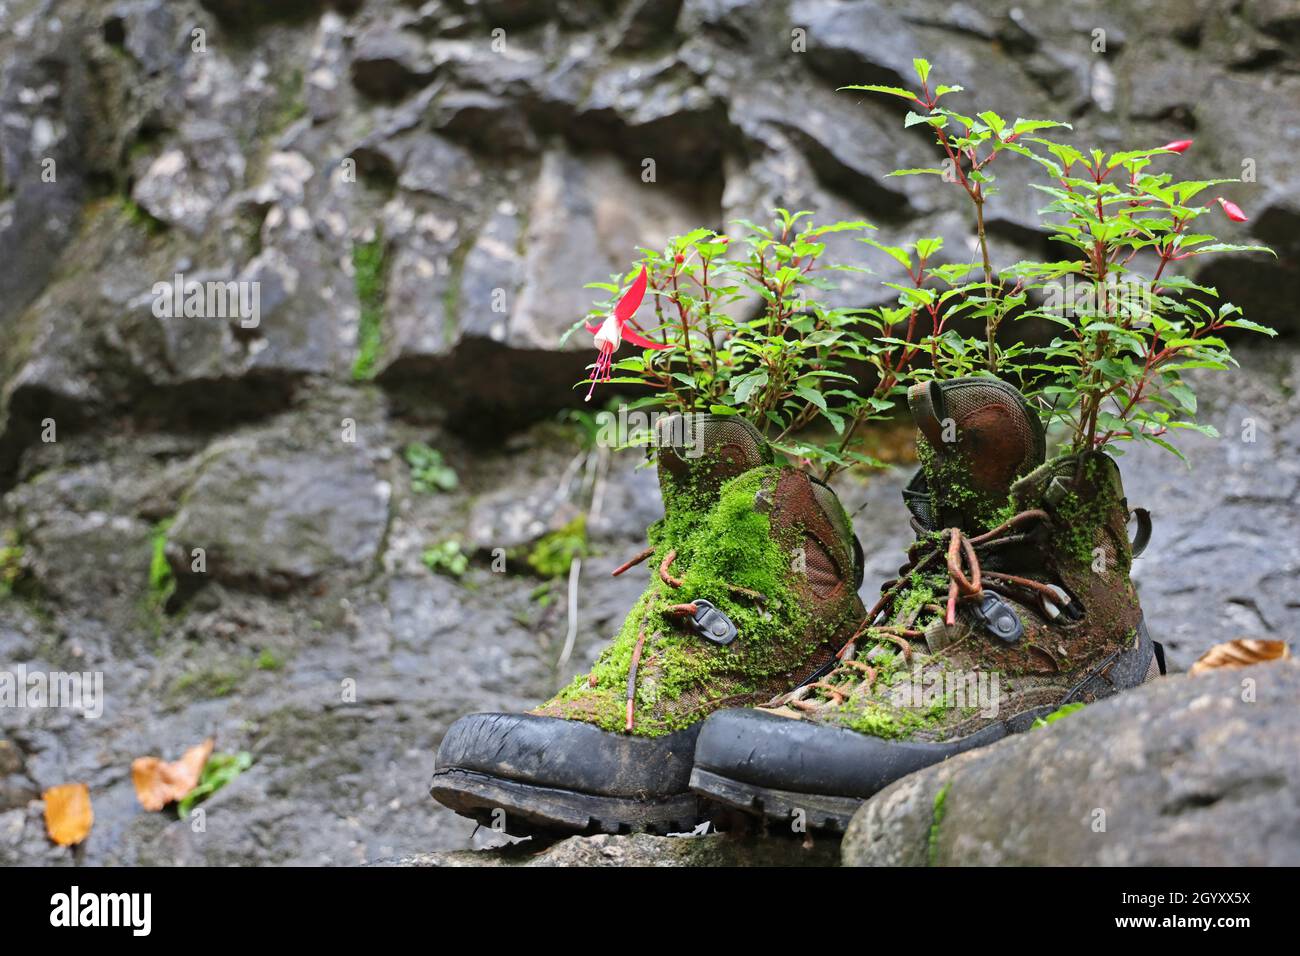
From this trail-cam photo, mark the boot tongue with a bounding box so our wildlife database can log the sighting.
[906,378,1046,532]
[655,413,773,508]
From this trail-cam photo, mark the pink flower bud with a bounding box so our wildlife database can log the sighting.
[1160,139,1193,153]
[1215,197,1248,222]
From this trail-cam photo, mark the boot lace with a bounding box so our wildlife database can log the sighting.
[782,508,1056,712]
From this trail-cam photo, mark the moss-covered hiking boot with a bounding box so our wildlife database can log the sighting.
[431,413,866,836]
[691,379,1165,832]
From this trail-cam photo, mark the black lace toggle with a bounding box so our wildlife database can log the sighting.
[686,600,738,646]
[970,591,1024,644]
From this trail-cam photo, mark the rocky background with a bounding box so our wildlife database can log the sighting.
[0,0,1297,865]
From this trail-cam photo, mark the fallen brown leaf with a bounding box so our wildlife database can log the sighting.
[132,738,214,812]
[1189,639,1290,676]
[43,783,93,846]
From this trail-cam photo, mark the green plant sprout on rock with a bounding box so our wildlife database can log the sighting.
[148,519,175,614]
[403,442,458,493]
[929,781,951,866]
[351,233,387,381]
[422,539,468,578]
[177,751,253,819]
[0,530,24,597]
[526,516,588,579]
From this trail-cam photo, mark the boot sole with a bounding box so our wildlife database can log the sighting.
[431,712,701,837]
[687,768,866,834]
[691,618,1160,833]
[431,768,702,837]
[688,711,1019,834]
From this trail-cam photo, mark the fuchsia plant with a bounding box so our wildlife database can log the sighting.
[568,214,912,479]
[844,58,1276,462]
[572,58,1275,474]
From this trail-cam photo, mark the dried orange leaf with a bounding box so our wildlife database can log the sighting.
[43,783,93,846]
[1189,639,1290,675]
[131,738,214,812]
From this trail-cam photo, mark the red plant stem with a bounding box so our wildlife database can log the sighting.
[669,271,698,409]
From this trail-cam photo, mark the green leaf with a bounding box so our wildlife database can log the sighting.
[912,58,931,84]
[977,111,1006,136]
[1166,383,1197,413]
[903,110,946,129]
[733,371,768,405]
[178,751,253,819]
[859,237,912,270]
[839,84,917,100]
[1183,243,1275,258]
[1011,118,1071,135]
[914,236,944,260]
[1140,434,1188,463]
[1168,420,1220,438]
[793,386,828,411]
[1222,318,1277,336]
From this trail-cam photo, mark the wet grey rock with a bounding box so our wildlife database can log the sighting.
[0,739,38,812]
[1123,348,1300,671]
[168,431,389,593]
[198,0,332,29]
[102,1,183,77]
[615,0,685,53]
[380,830,840,866]
[17,510,154,613]
[392,132,484,202]
[842,660,1300,867]
[510,146,710,352]
[0,1,96,329]
[456,203,524,347]
[350,24,434,102]
[304,10,351,123]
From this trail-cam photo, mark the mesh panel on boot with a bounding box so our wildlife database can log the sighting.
[656,413,773,502]
[1143,652,1162,683]
[808,477,864,588]
[909,378,1046,530]
[903,469,935,529]
[930,379,1045,490]
[803,536,841,598]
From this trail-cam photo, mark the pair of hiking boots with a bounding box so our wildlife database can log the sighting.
[431,378,1164,836]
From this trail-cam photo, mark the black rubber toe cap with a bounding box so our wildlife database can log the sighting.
[435,712,700,799]
[693,708,1008,800]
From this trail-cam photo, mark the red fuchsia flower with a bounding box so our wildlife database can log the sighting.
[1160,139,1194,153]
[584,266,667,401]
[1215,197,1249,222]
